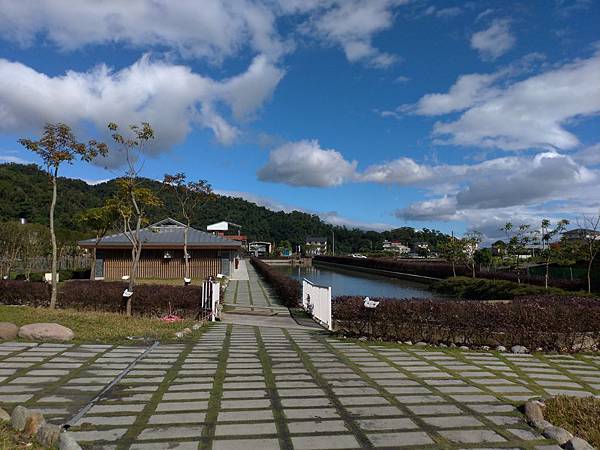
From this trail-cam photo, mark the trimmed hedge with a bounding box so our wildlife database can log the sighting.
[250,257,301,307]
[0,280,202,318]
[315,256,585,291]
[432,277,590,300]
[333,296,600,352]
[14,269,91,282]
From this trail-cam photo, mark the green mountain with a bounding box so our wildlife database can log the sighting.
[0,163,449,253]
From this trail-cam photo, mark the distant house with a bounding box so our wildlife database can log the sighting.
[305,236,327,256]
[249,241,272,257]
[207,221,248,247]
[562,228,600,242]
[79,218,241,280]
[382,240,410,254]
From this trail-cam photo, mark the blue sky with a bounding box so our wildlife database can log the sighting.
[0,0,599,239]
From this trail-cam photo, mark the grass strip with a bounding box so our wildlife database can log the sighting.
[545,395,600,448]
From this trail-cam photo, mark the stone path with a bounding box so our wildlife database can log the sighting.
[2,325,600,449]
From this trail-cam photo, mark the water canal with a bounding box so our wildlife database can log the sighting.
[271,262,432,299]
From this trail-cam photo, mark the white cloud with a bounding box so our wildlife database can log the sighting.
[470,19,515,60]
[573,143,600,166]
[216,189,393,230]
[0,155,30,164]
[0,0,284,62]
[424,6,462,18]
[410,73,501,116]
[287,0,406,68]
[0,0,407,68]
[409,49,600,151]
[0,55,284,165]
[257,139,357,187]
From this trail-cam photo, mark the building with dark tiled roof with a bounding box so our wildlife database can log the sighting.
[78,218,241,280]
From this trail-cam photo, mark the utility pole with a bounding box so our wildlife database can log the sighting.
[331,230,335,256]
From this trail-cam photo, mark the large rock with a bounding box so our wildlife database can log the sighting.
[18,323,74,342]
[511,345,528,354]
[37,423,61,447]
[23,412,45,436]
[543,426,574,445]
[564,437,595,450]
[11,405,29,431]
[0,406,10,422]
[59,432,82,450]
[524,400,544,425]
[0,322,18,340]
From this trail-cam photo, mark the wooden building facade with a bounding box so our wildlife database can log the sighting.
[79,218,241,281]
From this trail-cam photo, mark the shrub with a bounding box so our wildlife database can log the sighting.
[250,256,300,307]
[14,268,91,282]
[0,279,203,318]
[432,276,589,300]
[315,256,586,291]
[332,295,600,352]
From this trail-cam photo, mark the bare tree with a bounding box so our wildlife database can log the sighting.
[0,221,26,279]
[501,223,533,284]
[105,122,161,315]
[537,219,569,289]
[162,173,213,284]
[19,123,107,307]
[576,214,600,293]
[462,231,483,278]
[76,205,119,279]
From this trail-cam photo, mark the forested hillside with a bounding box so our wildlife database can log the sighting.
[0,163,450,253]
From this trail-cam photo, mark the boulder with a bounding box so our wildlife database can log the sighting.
[524,400,545,425]
[511,345,528,354]
[23,412,45,436]
[11,405,29,431]
[496,345,507,352]
[564,437,595,450]
[459,346,469,351]
[59,432,82,450]
[18,323,74,342]
[0,322,19,340]
[543,426,573,445]
[37,423,61,447]
[0,406,10,422]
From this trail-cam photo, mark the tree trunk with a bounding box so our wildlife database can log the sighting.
[545,262,549,289]
[184,220,190,281]
[472,264,475,278]
[90,237,99,280]
[570,266,573,281]
[587,259,592,294]
[49,173,58,308]
[452,262,456,277]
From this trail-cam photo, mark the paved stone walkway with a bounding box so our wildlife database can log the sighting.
[2,326,600,449]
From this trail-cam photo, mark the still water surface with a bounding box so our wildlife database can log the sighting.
[272,263,432,299]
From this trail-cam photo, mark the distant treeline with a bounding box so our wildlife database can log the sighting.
[0,163,451,253]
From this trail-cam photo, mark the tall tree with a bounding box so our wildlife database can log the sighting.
[537,218,569,289]
[106,122,161,315]
[439,237,464,277]
[162,173,213,283]
[19,123,107,307]
[75,205,119,280]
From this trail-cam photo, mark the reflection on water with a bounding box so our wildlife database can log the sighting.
[272,263,432,299]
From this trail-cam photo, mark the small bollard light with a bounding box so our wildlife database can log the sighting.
[122,289,133,299]
[184,277,191,286]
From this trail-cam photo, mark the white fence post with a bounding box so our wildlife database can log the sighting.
[211,281,220,322]
[302,278,333,331]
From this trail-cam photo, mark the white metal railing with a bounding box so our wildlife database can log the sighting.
[201,280,220,322]
[302,278,333,331]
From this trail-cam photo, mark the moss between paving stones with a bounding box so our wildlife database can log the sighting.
[254,327,292,450]
[342,337,560,449]
[544,396,600,448]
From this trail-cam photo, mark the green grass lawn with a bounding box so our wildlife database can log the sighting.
[544,395,600,448]
[0,305,204,344]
